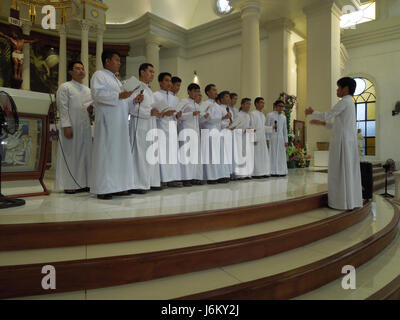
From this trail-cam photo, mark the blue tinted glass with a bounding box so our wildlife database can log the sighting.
[357,122,366,136]
[357,103,366,121]
[366,121,376,137]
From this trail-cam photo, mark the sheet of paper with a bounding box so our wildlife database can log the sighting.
[199,101,212,116]
[229,117,243,129]
[122,76,141,92]
[151,99,170,112]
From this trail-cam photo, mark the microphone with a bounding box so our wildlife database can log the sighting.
[274,120,277,132]
[226,107,232,124]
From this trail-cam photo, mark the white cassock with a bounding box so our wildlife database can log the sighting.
[54,80,92,191]
[153,90,181,183]
[250,110,272,177]
[177,98,203,181]
[89,69,135,195]
[220,104,233,177]
[201,99,230,181]
[266,111,288,175]
[232,111,255,178]
[129,82,161,190]
[312,95,363,210]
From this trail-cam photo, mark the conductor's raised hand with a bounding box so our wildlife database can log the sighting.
[119,91,133,100]
[134,94,144,104]
[305,107,314,116]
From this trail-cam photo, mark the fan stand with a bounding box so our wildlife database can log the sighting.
[0,153,26,209]
[380,167,394,199]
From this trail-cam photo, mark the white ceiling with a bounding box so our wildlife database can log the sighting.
[104,0,222,29]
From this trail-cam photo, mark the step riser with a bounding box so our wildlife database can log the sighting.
[179,200,400,300]
[0,204,369,299]
[0,193,328,251]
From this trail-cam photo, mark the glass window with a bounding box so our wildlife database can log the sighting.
[366,121,376,137]
[367,102,376,120]
[357,122,366,136]
[357,103,366,121]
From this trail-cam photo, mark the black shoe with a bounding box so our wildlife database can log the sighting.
[191,180,203,185]
[113,191,131,196]
[217,178,229,184]
[263,175,270,178]
[97,194,113,200]
[207,180,218,185]
[130,189,147,194]
[151,186,163,191]
[183,181,192,187]
[252,176,263,179]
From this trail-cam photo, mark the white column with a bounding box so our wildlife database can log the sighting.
[21,22,32,90]
[58,24,67,86]
[295,40,307,122]
[304,0,342,161]
[265,18,294,109]
[145,36,160,90]
[80,20,91,86]
[236,0,261,102]
[96,25,105,70]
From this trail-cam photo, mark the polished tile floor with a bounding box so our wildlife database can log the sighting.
[0,168,328,224]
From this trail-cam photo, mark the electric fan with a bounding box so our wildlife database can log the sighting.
[381,159,396,198]
[0,91,26,209]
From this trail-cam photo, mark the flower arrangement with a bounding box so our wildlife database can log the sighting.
[278,92,298,146]
[287,144,311,168]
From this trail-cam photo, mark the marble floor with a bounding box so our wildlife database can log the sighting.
[0,168,328,225]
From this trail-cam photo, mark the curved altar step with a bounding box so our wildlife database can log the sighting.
[0,202,369,299]
[0,193,327,251]
[178,197,399,300]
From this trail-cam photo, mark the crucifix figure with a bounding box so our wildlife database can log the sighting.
[0,28,37,84]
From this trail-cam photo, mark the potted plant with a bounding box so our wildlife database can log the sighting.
[286,145,297,169]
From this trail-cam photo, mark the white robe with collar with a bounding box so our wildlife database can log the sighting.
[177,98,203,181]
[153,90,181,183]
[89,69,135,195]
[200,99,230,180]
[312,95,363,210]
[266,111,288,175]
[250,109,272,177]
[55,80,92,190]
[129,82,161,190]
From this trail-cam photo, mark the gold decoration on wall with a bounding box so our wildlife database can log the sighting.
[90,9,99,18]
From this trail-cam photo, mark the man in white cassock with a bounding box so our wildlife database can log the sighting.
[90,50,135,200]
[201,84,232,184]
[228,92,239,119]
[153,72,183,188]
[218,91,234,179]
[306,77,363,211]
[266,100,288,176]
[129,63,162,194]
[250,97,272,178]
[55,61,92,194]
[230,98,255,179]
[177,83,204,186]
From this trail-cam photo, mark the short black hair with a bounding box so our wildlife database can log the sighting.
[68,60,84,72]
[230,93,238,99]
[187,83,200,91]
[205,84,216,95]
[218,91,230,101]
[158,72,172,83]
[172,76,182,84]
[255,97,264,105]
[139,63,154,77]
[241,98,251,105]
[274,100,285,107]
[101,50,120,67]
[337,77,357,95]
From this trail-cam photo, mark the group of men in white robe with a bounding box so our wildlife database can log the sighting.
[55,50,289,200]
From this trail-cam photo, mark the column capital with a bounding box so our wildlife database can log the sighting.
[145,36,160,48]
[232,0,261,19]
[57,24,68,35]
[21,21,32,36]
[303,0,343,20]
[79,19,92,32]
[96,24,106,35]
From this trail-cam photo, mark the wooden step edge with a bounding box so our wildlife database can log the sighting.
[177,199,400,300]
[0,202,370,299]
[374,173,394,182]
[0,192,328,251]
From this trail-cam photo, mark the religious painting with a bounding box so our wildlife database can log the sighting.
[0,37,12,88]
[1,115,42,173]
[30,45,59,94]
[294,120,305,148]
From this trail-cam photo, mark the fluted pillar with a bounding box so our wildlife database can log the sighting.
[21,22,32,90]
[145,36,160,90]
[80,20,91,86]
[304,0,342,159]
[58,24,67,86]
[235,0,261,102]
[96,25,105,70]
[295,40,307,122]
